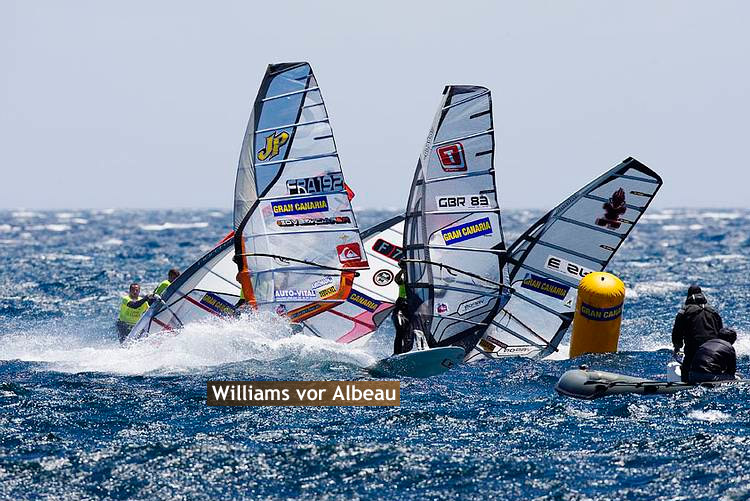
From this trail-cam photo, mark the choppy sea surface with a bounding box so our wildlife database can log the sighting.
[1,208,750,501]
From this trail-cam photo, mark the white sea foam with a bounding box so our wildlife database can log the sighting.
[0,312,376,375]
[686,254,745,263]
[139,222,209,231]
[662,225,684,231]
[45,224,71,232]
[71,218,88,225]
[628,281,687,299]
[56,212,75,219]
[0,224,13,233]
[11,210,39,218]
[699,212,742,220]
[688,410,731,422]
[642,213,673,221]
[101,238,124,246]
[688,224,703,230]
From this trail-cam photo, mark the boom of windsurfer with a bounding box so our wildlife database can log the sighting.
[116,283,152,343]
[392,260,414,354]
[672,285,724,382]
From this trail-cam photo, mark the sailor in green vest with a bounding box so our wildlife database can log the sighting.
[392,260,414,354]
[116,283,151,343]
[153,268,180,297]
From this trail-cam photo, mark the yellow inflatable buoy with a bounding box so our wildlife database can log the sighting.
[569,272,625,358]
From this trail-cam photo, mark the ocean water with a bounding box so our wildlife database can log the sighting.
[1,208,750,501]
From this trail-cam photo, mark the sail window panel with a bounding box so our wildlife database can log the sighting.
[434,94,492,144]
[424,247,501,295]
[261,156,345,199]
[538,220,622,262]
[241,193,356,237]
[430,312,491,345]
[266,270,343,306]
[509,264,576,313]
[426,212,503,251]
[256,93,308,132]
[588,174,659,205]
[424,175,497,213]
[513,244,601,285]
[243,229,365,274]
[425,134,494,181]
[265,64,314,97]
[490,296,564,347]
[560,198,643,236]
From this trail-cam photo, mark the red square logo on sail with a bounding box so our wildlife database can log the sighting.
[336,243,367,268]
[436,143,466,172]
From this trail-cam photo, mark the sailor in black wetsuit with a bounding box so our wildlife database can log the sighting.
[688,328,737,383]
[392,260,414,355]
[672,285,723,382]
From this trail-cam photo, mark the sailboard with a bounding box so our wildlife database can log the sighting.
[368,346,464,378]
[232,62,370,339]
[465,157,663,362]
[127,232,239,339]
[297,215,404,345]
[402,85,505,354]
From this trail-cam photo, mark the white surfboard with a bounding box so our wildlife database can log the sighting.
[368,347,464,378]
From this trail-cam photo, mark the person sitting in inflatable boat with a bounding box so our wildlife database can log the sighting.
[672,285,724,382]
[688,327,737,383]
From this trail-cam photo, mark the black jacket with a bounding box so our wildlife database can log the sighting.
[672,303,723,355]
[689,338,736,377]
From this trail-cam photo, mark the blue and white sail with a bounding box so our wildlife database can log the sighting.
[403,86,505,353]
[465,157,663,361]
[233,62,370,330]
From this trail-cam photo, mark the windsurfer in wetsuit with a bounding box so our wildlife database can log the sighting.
[672,285,724,382]
[688,327,737,383]
[116,283,153,343]
[595,187,627,229]
[153,268,180,297]
[392,260,414,354]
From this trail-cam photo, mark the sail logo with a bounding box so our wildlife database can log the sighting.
[337,243,367,268]
[274,289,316,300]
[347,290,381,312]
[580,302,623,321]
[441,217,493,245]
[436,143,466,172]
[436,194,490,209]
[272,196,329,217]
[199,292,236,316]
[257,131,290,161]
[372,238,404,262]
[458,296,491,315]
[544,255,593,280]
[318,285,337,299]
[287,173,344,195]
[520,274,570,300]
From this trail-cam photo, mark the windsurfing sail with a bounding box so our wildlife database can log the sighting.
[298,215,404,345]
[465,157,662,361]
[128,232,239,338]
[403,86,505,353]
[232,62,369,332]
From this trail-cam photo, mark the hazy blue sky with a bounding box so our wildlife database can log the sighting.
[1,1,748,210]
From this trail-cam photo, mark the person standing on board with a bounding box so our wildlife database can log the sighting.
[672,285,724,382]
[688,327,737,383]
[392,260,413,354]
[116,283,152,343]
[153,268,180,297]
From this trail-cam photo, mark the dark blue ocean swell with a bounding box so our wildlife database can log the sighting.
[1,208,750,500]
